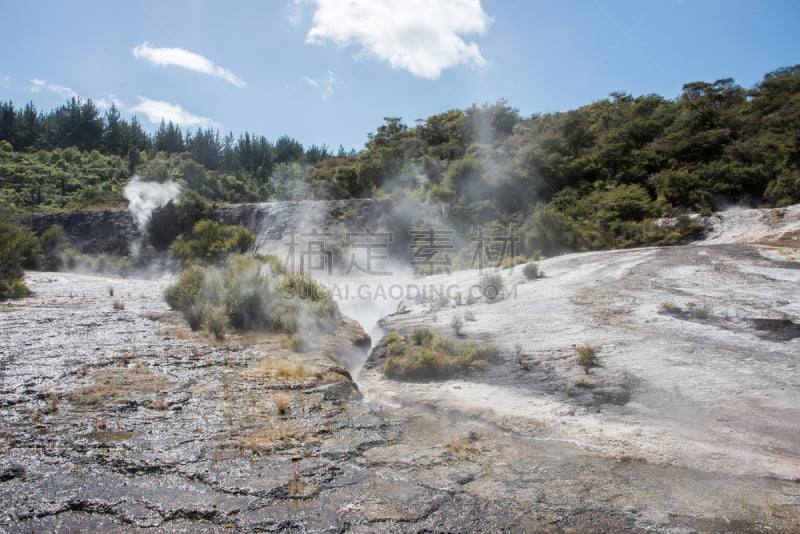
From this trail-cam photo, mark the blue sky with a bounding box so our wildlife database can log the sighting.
[2,0,798,152]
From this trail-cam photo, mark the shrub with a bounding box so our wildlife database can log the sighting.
[163,254,339,336]
[39,226,70,271]
[522,262,544,280]
[163,266,205,312]
[205,305,227,340]
[411,327,435,347]
[168,220,256,264]
[383,328,498,380]
[0,222,39,299]
[280,272,328,302]
[659,300,680,314]
[478,271,505,301]
[576,345,599,374]
[273,394,291,416]
[686,301,713,320]
[112,299,125,310]
[6,279,31,298]
[451,312,463,335]
[220,255,275,330]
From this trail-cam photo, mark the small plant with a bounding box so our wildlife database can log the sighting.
[447,439,471,459]
[112,299,125,310]
[205,305,227,340]
[478,271,505,301]
[451,312,463,335]
[523,262,544,280]
[273,394,291,416]
[108,286,114,297]
[184,303,206,331]
[146,398,169,411]
[163,266,205,312]
[659,301,681,314]
[6,279,31,298]
[433,292,450,309]
[287,473,307,496]
[574,376,593,388]
[575,345,599,374]
[515,342,529,370]
[686,301,713,320]
[463,308,476,321]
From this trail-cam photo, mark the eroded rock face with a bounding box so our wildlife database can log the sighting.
[28,209,138,255]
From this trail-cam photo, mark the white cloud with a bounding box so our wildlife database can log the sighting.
[28,78,79,100]
[133,41,246,88]
[286,1,304,26]
[130,96,220,129]
[304,0,491,79]
[0,75,10,89]
[304,70,336,100]
[94,94,126,111]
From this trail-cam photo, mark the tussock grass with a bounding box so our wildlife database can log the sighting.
[383,328,499,380]
[576,345,599,374]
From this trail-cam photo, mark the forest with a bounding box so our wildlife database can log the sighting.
[1,64,799,258]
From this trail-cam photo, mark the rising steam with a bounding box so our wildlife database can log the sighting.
[124,176,182,229]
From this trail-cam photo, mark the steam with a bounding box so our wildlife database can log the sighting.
[124,176,182,230]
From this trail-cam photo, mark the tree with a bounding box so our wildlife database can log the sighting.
[154,120,185,153]
[102,104,124,155]
[274,135,304,164]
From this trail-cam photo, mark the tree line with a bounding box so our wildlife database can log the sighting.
[1,64,799,255]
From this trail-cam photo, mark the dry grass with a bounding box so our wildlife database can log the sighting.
[112,299,125,310]
[574,376,593,388]
[446,433,480,460]
[145,398,169,411]
[251,357,322,381]
[69,363,173,407]
[235,425,300,455]
[287,473,308,497]
[273,393,292,416]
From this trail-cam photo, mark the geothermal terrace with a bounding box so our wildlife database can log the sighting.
[1,205,799,532]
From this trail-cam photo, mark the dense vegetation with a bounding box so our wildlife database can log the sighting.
[163,254,339,342]
[2,64,799,259]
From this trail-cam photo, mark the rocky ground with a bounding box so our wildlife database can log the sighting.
[2,205,800,532]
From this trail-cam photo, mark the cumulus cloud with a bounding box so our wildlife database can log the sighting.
[0,75,10,89]
[303,0,491,79]
[133,41,246,88]
[28,78,79,100]
[130,96,220,129]
[304,70,336,100]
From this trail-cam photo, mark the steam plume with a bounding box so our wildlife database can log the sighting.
[124,176,181,229]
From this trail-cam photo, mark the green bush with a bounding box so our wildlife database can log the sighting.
[576,345,599,374]
[383,327,498,380]
[205,305,228,340]
[522,262,543,280]
[6,278,31,298]
[0,222,40,299]
[163,254,338,336]
[168,220,256,264]
[163,265,205,312]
